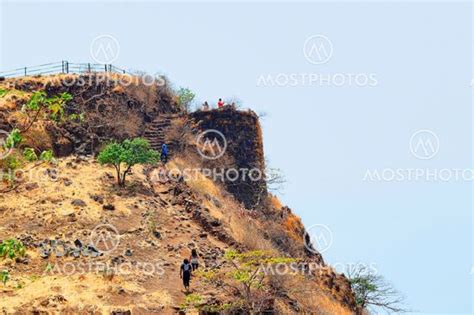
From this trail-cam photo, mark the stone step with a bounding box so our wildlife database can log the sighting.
[144,133,165,137]
[149,122,171,127]
[143,114,181,157]
[146,128,169,132]
[145,128,168,133]
[144,134,163,137]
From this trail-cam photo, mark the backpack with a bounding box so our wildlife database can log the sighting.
[182,263,191,272]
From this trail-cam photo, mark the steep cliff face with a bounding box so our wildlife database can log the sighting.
[190,108,267,209]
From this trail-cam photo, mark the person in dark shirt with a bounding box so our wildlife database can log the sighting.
[180,258,193,292]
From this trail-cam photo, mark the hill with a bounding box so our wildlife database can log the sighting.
[0,73,359,314]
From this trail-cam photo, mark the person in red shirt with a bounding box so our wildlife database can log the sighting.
[217,98,224,108]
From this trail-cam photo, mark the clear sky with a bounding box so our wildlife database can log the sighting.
[1,1,472,313]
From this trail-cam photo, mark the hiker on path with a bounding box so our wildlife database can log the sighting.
[161,143,168,164]
[217,98,224,109]
[180,259,193,292]
[189,249,199,271]
[202,101,210,111]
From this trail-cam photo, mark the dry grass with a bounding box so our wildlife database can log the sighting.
[21,122,54,151]
[268,194,283,210]
[230,215,276,253]
[167,157,221,197]
[283,214,305,242]
[0,156,217,312]
[0,156,147,224]
[166,156,278,253]
[280,275,354,315]
[0,273,146,313]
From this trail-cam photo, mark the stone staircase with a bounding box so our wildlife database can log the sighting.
[143,114,179,157]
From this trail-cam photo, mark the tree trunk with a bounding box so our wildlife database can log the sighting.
[120,172,126,186]
[120,165,132,187]
[114,164,122,187]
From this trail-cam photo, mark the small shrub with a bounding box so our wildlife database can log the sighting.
[22,91,73,130]
[68,112,85,123]
[44,263,54,274]
[23,147,38,162]
[39,150,54,162]
[348,265,407,313]
[15,281,25,289]
[0,239,26,260]
[1,155,22,187]
[147,217,157,235]
[198,250,296,312]
[1,270,9,285]
[3,155,21,170]
[4,129,22,150]
[180,293,203,312]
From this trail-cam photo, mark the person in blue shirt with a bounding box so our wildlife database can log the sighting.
[161,143,168,164]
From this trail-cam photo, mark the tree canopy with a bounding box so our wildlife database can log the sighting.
[98,138,160,186]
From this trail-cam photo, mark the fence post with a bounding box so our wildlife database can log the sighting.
[66,61,69,74]
[105,64,108,72]
[61,61,64,73]
[24,67,27,76]
[88,63,91,73]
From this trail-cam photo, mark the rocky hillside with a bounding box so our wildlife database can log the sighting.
[0,73,181,157]
[0,73,360,314]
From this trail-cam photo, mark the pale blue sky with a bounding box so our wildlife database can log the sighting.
[1,1,472,313]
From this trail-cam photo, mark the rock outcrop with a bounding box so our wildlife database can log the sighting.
[190,108,267,209]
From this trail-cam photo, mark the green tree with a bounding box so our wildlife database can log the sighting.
[98,138,160,187]
[177,87,195,111]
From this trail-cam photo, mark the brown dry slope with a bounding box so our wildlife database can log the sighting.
[0,156,357,314]
[0,157,232,314]
[0,73,359,314]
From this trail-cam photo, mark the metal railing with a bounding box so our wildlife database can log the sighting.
[0,61,128,78]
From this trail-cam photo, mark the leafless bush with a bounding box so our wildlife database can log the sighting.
[347,265,408,314]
